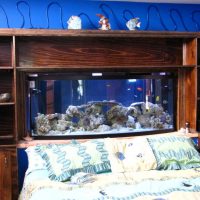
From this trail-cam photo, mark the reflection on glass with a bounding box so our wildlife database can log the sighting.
[27,72,175,136]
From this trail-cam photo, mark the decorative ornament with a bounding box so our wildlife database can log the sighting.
[67,16,82,30]
[126,18,141,30]
[96,14,111,30]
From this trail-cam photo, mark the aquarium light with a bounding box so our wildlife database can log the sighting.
[28,73,38,77]
[92,73,102,76]
[159,72,166,75]
[128,79,136,83]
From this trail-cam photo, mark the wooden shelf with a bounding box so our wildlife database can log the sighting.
[0,102,15,106]
[0,29,196,38]
[0,135,13,140]
[0,67,13,69]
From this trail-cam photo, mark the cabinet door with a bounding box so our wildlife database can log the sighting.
[0,151,12,200]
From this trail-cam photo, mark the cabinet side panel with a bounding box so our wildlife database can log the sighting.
[0,37,12,67]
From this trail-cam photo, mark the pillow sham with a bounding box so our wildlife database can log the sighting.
[105,137,157,173]
[35,139,111,181]
[147,135,200,170]
[25,146,47,175]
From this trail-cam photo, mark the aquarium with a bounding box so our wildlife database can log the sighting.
[27,72,176,138]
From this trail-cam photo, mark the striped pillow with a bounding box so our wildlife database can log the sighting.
[35,139,111,181]
[147,135,200,170]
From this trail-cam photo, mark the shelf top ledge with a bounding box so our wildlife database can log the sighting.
[0,28,198,38]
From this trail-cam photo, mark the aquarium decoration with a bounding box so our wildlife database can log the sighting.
[27,72,175,137]
[35,101,172,136]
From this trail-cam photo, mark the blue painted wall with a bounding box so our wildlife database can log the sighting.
[0,0,200,31]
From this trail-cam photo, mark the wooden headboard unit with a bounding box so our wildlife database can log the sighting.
[0,29,198,143]
[0,29,199,200]
[13,29,198,142]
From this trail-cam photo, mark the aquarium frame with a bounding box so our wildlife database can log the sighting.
[26,71,177,139]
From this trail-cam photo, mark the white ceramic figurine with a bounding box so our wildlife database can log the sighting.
[126,18,141,30]
[67,16,82,30]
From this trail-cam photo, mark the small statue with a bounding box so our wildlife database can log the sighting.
[126,18,141,31]
[96,14,111,30]
[0,93,11,103]
[67,16,82,30]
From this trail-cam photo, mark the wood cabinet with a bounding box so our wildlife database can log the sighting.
[13,30,198,138]
[0,36,16,145]
[0,35,17,199]
[0,150,12,200]
[0,29,198,142]
[0,29,199,198]
[0,147,17,200]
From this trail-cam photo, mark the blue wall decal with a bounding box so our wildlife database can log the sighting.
[0,0,200,31]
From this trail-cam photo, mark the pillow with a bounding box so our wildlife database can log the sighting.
[25,146,47,175]
[147,135,200,170]
[35,139,111,181]
[105,137,157,173]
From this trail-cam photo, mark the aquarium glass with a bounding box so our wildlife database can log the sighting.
[27,72,175,137]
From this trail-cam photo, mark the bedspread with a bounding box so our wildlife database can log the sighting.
[19,168,200,200]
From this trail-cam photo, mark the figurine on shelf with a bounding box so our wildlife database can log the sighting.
[67,16,82,30]
[0,93,11,103]
[126,17,141,31]
[96,14,111,30]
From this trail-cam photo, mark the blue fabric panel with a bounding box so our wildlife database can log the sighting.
[17,148,28,192]
[0,0,200,31]
[192,137,198,145]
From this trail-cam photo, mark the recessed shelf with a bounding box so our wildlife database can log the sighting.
[0,135,13,139]
[0,66,13,70]
[0,102,15,106]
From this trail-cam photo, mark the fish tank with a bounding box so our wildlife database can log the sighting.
[27,71,176,138]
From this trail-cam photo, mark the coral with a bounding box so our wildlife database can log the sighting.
[56,120,73,131]
[107,105,128,125]
[112,123,123,130]
[66,105,83,119]
[79,114,106,131]
[35,113,51,135]
[94,124,111,132]
[34,100,172,135]
[85,104,102,115]
[137,115,151,128]
[135,122,142,129]
[126,116,136,128]
[127,106,139,118]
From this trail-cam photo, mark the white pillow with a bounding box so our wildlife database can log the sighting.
[25,146,47,175]
[105,137,157,173]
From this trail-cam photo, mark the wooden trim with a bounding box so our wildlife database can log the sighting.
[17,132,199,148]
[0,29,197,38]
[183,38,197,66]
[12,36,17,143]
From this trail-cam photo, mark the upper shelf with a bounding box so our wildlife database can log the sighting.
[0,28,198,38]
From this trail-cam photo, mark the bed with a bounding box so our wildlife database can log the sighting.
[18,134,200,200]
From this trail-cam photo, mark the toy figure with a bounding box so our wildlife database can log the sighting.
[96,14,111,30]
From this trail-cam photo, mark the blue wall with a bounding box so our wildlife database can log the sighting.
[0,0,200,31]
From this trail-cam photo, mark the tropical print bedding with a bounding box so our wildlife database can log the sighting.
[19,135,200,200]
[19,168,200,200]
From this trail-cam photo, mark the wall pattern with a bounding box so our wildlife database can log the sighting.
[0,0,200,31]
